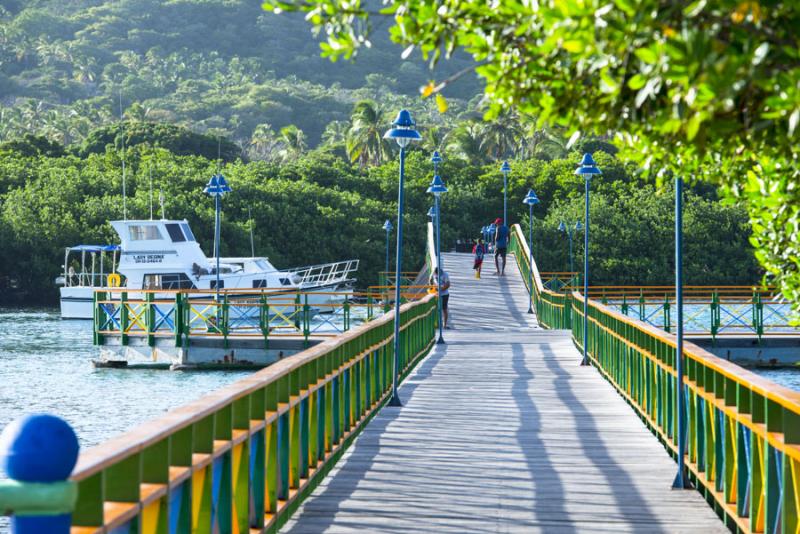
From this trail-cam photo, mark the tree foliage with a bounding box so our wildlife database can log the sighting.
[264,0,800,314]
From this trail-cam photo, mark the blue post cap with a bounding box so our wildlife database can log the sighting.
[431,151,442,165]
[574,153,602,177]
[204,173,232,196]
[383,219,393,231]
[427,206,436,218]
[575,221,583,231]
[500,160,511,173]
[426,174,448,195]
[558,221,566,232]
[0,414,79,482]
[522,188,540,205]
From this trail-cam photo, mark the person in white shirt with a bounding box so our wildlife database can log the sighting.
[430,267,451,328]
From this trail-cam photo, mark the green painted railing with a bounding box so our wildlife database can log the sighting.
[570,294,800,533]
[67,294,437,533]
[511,220,800,533]
[508,223,572,329]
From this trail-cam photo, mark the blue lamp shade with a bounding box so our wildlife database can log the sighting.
[426,174,448,195]
[501,160,511,173]
[427,206,437,219]
[558,221,567,232]
[575,221,584,231]
[383,219,393,232]
[204,174,232,196]
[431,151,442,165]
[522,188,540,206]
[574,153,602,177]
[383,109,422,148]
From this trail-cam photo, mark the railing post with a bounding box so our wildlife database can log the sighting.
[710,291,720,343]
[222,293,230,349]
[0,414,80,534]
[146,292,155,347]
[260,293,269,350]
[638,289,645,321]
[303,294,310,347]
[120,291,129,346]
[663,294,671,333]
[93,290,105,346]
[753,291,764,342]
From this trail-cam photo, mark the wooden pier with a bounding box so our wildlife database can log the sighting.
[283,252,726,533]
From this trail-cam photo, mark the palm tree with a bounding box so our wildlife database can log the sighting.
[249,123,281,161]
[444,121,486,164]
[277,124,307,162]
[321,120,348,147]
[346,100,391,167]
[480,109,523,160]
[420,125,447,153]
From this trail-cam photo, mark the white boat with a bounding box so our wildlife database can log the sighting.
[57,219,358,319]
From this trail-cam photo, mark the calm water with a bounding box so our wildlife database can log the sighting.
[0,308,251,449]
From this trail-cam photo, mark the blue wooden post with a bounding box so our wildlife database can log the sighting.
[0,414,79,533]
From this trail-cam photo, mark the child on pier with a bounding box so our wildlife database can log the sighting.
[473,238,486,279]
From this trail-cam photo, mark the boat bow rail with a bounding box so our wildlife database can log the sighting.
[285,259,359,288]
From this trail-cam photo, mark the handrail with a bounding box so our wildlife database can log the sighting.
[72,294,437,531]
[510,221,800,533]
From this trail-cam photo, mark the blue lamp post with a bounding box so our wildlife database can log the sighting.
[673,175,690,489]
[522,189,539,314]
[427,172,448,344]
[488,222,496,252]
[574,153,601,366]
[382,219,393,284]
[383,109,421,407]
[500,160,511,225]
[204,173,232,308]
[558,220,581,274]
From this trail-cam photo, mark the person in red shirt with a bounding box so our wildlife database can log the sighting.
[472,238,486,279]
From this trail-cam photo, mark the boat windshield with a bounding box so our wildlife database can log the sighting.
[129,224,163,241]
[181,223,196,241]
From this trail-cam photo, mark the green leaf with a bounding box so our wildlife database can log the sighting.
[627,74,647,90]
[634,47,658,65]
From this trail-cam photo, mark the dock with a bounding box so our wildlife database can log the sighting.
[282,252,726,533]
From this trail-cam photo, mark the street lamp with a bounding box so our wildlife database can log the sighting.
[558,220,581,274]
[488,222,496,252]
[574,153,601,366]
[673,175,690,489]
[203,173,232,309]
[383,109,421,407]
[522,189,540,314]
[382,219,393,284]
[500,160,511,225]
[427,172,448,344]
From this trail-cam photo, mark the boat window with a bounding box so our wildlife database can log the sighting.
[180,223,196,241]
[143,273,195,290]
[254,259,271,270]
[252,279,267,288]
[279,277,291,286]
[211,279,224,289]
[128,225,163,241]
[165,223,186,243]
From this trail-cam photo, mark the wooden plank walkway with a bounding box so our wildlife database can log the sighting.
[282,253,727,533]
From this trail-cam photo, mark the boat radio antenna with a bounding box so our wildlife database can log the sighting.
[159,188,166,220]
[120,91,127,221]
[248,206,255,258]
[149,163,153,220]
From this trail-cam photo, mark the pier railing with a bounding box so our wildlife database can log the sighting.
[72,293,437,532]
[510,222,800,533]
[570,292,800,533]
[94,287,432,347]
[509,224,572,329]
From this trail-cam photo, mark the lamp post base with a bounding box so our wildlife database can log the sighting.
[672,470,692,489]
[527,307,533,314]
[579,358,590,366]
[387,393,403,407]
[437,336,446,344]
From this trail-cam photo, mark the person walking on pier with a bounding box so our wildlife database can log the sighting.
[430,267,451,328]
[473,238,486,279]
[493,217,509,276]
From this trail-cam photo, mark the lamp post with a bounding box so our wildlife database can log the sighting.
[383,109,421,407]
[500,160,511,225]
[673,175,690,489]
[558,220,582,275]
[382,219,393,285]
[204,173,232,309]
[428,173,448,344]
[488,222,496,252]
[523,189,539,314]
[574,153,601,366]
